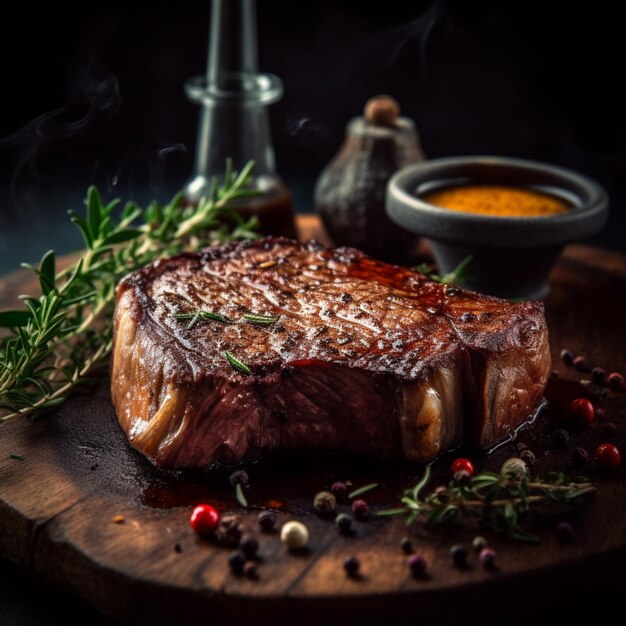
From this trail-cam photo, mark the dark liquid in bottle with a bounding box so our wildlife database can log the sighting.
[231,182,297,239]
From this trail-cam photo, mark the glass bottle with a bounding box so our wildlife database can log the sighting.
[184,0,296,238]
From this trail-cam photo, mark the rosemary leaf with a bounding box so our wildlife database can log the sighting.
[243,313,279,326]
[175,311,232,329]
[235,482,248,508]
[349,482,379,499]
[9,454,25,461]
[224,351,252,376]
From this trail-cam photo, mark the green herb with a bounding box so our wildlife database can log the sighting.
[0,160,259,422]
[349,482,379,499]
[235,482,248,508]
[175,311,232,329]
[242,313,280,326]
[414,255,473,285]
[224,350,252,375]
[9,453,25,461]
[376,466,594,543]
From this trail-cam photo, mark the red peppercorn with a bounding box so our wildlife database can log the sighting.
[595,443,621,469]
[190,504,220,537]
[407,554,427,577]
[330,481,348,499]
[608,372,624,390]
[569,398,595,425]
[451,458,474,477]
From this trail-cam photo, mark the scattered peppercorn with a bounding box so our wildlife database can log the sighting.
[313,490,337,515]
[335,513,353,534]
[174,543,183,554]
[515,442,529,453]
[560,349,574,366]
[451,457,474,477]
[603,422,616,437]
[228,551,246,576]
[472,536,488,553]
[243,560,257,579]
[571,447,589,467]
[520,449,536,466]
[343,556,361,578]
[407,554,427,577]
[553,428,570,448]
[112,515,125,524]
[596,408,605,421]
[352,499,370,519]
[434,486,449,502]
[229,469,249,487]
[190,504,220,537]
[550,369,559,379]
[450,544,468,567]
[556,521,574,544]
[591,367,606,384]
[595,443,621,469]
[573,356,589,372]
[400,537,414,554]
[258,510,276,533]
[215,513,243,547]
[281,520,309,549]
[570,398,595,425]
[453,470,472,485]
[608,372,624,390]
[240,534,259,559]
[330,481,348,499]
[500,457,528,478]
[479,547,496,569]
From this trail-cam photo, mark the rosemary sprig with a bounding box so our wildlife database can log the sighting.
[377,466,595,542]
[175,311,232,329]
[414,255,473,285]
[349,482,379,499]
[242,313,279,326]
[224,350,252,376]
[0,160,259,422]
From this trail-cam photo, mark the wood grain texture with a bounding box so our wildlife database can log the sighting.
[1,216,625,625]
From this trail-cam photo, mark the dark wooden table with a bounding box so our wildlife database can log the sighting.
[1,216,625,625]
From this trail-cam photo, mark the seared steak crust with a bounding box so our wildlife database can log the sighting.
[111,237,550,468]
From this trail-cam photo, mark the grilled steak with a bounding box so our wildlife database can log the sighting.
[111,237,550,469]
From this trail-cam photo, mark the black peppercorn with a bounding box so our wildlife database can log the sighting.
[229,469,249,488]
[258,511,276,533]
[591,367,606,383]
[243,560,257,579]
[343,556,361,577]
[560,349,574,365]
[450,544,468,568]
[216,514,243,547]
[400,537,414,554]
[352,499,369,519]
[240,534,259,559]
[603,422,616,436]
[553,428,570,447]
[520,449,536,466]
[174,543,183,554]
[335,513,353,534]
[407,554,427,577]
[573,356,589,372]
[571,447,589,467]
[556,521,574,544]
[228,551,246,576]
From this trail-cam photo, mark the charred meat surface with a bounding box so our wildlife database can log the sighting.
[111,237,550,469]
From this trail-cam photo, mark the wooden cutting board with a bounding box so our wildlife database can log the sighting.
[0,216,625,625]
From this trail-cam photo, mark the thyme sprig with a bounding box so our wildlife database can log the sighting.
[377,466,595,542]
[414,255,473,285]
[0,160,259,421]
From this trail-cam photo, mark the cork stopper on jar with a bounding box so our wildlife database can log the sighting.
[364,95,400,127]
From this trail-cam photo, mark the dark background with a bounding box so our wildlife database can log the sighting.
[0,0,625,275]
[0,2,625,624]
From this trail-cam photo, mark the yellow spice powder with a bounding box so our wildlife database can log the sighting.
[423,184,570,217]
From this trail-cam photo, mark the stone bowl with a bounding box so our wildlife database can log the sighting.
[386,155,609,299]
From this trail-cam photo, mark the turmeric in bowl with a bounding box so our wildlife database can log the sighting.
[422,184,570,217]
